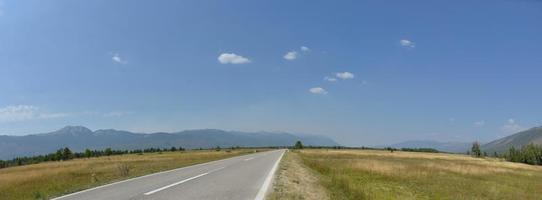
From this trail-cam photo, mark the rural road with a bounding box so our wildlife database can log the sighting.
[52,149,285,200]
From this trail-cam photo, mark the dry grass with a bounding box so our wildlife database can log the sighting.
[299,149,542,200]
[0,150,253,200]
[268,150,329,200]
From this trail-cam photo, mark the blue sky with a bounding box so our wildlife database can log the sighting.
[0,0,541,146]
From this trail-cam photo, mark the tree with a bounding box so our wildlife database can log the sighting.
[170,147,177,152]
[471,142,481,158]
[84,149,93,158]
[215,146,221,151]
[62,147,73,160]
[105,148,113,156]
[294,141,304,149]
[55,149,63,161]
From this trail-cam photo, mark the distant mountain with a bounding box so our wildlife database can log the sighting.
[482,126,542,153]
[382,140,471,153]
[0,126,339,160]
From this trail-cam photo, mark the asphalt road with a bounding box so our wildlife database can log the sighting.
[52,149,285,200]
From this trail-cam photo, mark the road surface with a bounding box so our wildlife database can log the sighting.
[52,149,285,200]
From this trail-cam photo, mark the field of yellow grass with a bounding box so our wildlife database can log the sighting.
[294,149,542,200]
[0,150,253,200]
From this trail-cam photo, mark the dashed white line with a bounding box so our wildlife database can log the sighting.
[244,157,254,161]
[51,153,257,200]
[144,173,208,195]
[144,166,226,195]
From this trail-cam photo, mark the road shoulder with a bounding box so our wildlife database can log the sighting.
[267,150,329,200]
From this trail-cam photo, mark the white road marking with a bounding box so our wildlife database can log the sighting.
[254,150,285,200]
[144,173,208,195]
[51,152,257,200]
[244,157,254,161]
[144,166,226,195]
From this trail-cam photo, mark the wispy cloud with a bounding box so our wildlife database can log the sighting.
[309,87,328,95]
[324,76,337,82]
[102,111,132,117]
[336,72,355,80]
[0,105,69,122]
[283,51,298,60]
[474,120,485,127]
[400,39,415,48]
[300,46,310,52]
[500,118,526,134]
[218,53,251,64]
[111,53,128,64]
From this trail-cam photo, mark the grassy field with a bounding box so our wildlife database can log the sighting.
[0,149,254,200]
[272,149,542,200]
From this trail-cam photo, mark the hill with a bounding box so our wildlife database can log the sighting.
[0,126,338,160]
[380,140,470,153]
[482,126,542,153]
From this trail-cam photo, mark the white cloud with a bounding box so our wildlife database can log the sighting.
[309,87,328,95]
[500,118,526,134]
[400,39,415,48]
[324,76,337,82]
[283,51,298,60]
[300,46,310,52]
[336,72,354,80]
[218,53,251,64]
[0,105,68,122]
[103,111,131,117]
[111,53,127,64]
[474,120,485,127]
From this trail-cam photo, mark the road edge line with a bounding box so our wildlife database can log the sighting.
[254,149,285,200]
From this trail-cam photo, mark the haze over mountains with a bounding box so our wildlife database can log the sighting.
[381,126,542,154]
[3,125,542,160]
[0,126,338,160]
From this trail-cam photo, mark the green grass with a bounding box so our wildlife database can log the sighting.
[298,149,542,200]
[0,150,255,200]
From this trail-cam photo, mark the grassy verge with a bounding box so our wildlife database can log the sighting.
[268,150,329,200]
[0,149,254,200]
[299,149,542,200]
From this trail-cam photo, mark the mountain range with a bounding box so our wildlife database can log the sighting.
[0,126,339,160]
[385,126,542,154]
[482,126,542,153]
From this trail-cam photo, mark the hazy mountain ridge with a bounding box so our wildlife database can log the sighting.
[381,140,471,153]
[0,126,339,160]
[482,126,542,153]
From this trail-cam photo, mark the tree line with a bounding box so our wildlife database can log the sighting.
[469,141,542,166]
[0,146,187,169]
[504,144,542,165]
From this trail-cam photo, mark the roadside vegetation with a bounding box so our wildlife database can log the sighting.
[268,150,329,200]
[0,149,255,200]
[296,149,542,199]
